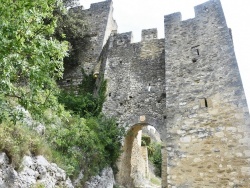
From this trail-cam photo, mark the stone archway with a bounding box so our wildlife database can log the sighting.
[116,124,162,188]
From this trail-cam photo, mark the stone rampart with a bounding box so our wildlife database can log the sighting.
[164,0,250,187]
[60,0,250,187]
[102,30,166,133]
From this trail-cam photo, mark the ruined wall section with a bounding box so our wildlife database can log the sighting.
[164,0,250,187]
[102,32,133,120]
[102,30,166,132]
[61,0,117,88]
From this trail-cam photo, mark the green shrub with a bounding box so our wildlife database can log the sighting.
[148,142,162,177]
[58,91,100,118]
[141,135,151,146]
[46,114,125,179]
[31,182,45,188]
[58,71,106,118]
[87,115,125,169]
[0,121,51,169]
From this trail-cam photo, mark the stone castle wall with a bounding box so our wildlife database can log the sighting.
[102,31,166,133]
[164,0,250,187]
[61,0,250,187]
[60,0,117,88]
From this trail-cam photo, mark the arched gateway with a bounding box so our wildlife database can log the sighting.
[116,121,163,188]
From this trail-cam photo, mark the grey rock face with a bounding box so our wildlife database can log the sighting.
[0,153,73,188]
[84,167,115,188]
[15,106,46,135]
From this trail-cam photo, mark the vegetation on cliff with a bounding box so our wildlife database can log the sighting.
[55,0,91,67]
[0,0,124,185]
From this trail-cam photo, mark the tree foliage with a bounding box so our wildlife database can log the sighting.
[56,70,124,179]
[58,71,106,118]
[47,114,125,179]
[0,0,68,119]
[54,0,91,67]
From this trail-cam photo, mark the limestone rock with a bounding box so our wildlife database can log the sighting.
[0,152,73,188]
[84,167,115,188]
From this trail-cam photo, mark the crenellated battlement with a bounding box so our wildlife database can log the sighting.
[110,28,162,48]
[89,0,112,10]
[164,12,182,26]
[111,32,133,47]
[194,0,221,17]
[141,28,158,42]
[164,0,226,29]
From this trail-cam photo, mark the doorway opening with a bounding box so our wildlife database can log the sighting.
[116,124,162,188]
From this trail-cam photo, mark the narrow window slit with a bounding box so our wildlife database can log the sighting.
[200,98,212,108]
[196,49,199,55]
[205,98,208,107]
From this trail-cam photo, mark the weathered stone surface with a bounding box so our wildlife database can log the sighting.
[84,167,115,188]
[60,0,117,88]
[164,0,250,187]
[102,31,166,133]
[0,153,73,188]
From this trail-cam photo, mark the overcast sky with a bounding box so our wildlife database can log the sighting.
[80,0,250,107]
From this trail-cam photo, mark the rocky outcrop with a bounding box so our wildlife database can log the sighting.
[84,167,115,188]
[0,152,73,188]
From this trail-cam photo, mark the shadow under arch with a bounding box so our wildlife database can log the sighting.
[116,122,162,188]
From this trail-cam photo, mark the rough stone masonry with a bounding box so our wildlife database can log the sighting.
[60,0,250,187]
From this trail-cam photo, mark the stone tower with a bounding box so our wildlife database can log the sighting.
[60,0,117,88]
[62,0,250,187]
[163,0,250,187]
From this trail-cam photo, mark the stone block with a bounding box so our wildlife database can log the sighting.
[180,136,191,143]
[241,167,250,176]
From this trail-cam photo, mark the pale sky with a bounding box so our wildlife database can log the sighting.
[80,0,250,107]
